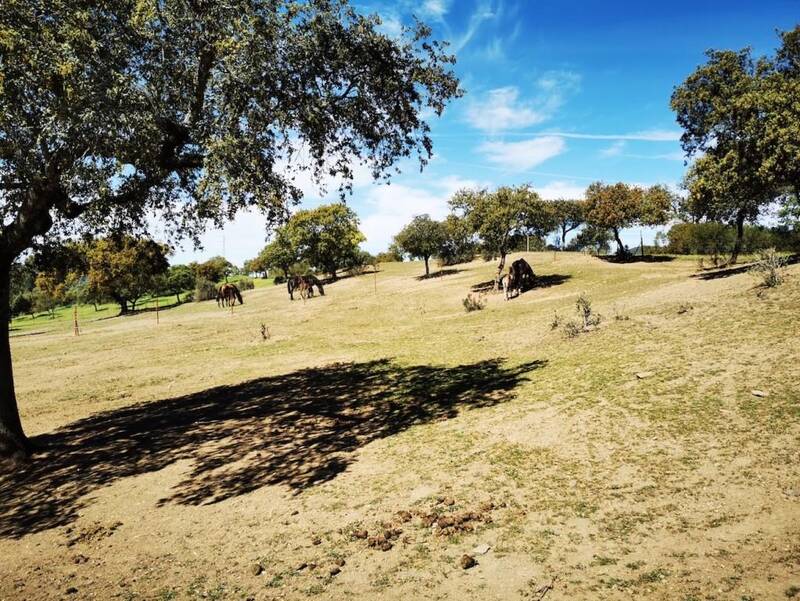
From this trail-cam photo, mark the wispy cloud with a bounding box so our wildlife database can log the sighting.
[360,175,485,252]
[600,140,626,157]
[478,136,566,171]
[466,71,581,132]
[420,0,452,19]
[453,0,497,52]
[537,180,587,200]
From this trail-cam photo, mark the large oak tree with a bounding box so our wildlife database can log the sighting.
[0,0,460,459]
[671,26,800,262]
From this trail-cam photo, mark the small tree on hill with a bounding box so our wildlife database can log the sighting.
[31,272,67,319]
[166,265,196,303]
[584,182,672,256]
[551,199,585,249]
[393,215,446,276]
[193,257,234,284]
[85,237,170,314]
[452,185,554,286]
[284,204,365,280]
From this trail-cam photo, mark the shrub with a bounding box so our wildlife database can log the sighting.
[562,294,601,338]
[194,277,217,302]
[750,248,787,288]
[273,275,286,285]
[462,293,486,312]
[235,276,255,291]
[550,311,561,330]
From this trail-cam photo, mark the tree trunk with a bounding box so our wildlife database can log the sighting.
[730,210,745,265]
[175,292,181,304]
[494,252,507,290]
[424,256,430,276]
[561,226,567,250]
[612,227,625,256]
[0,260,30,460]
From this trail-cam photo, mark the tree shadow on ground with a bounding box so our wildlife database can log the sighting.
[691,254,798,281]
[471,274,571,293]
[596,254,675,264]
[0,358,545,539]
[416,269,459,281]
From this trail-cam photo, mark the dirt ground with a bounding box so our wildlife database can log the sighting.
[1,252,798,600]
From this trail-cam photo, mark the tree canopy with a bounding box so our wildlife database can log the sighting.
[451,185,553,283]
[550,199,585,249]
[283,204,365,279]
[671,26,800,261]
[584,182,672,256]
[85,236,170,314]
[393,215,446,276]
[0,0,460,456]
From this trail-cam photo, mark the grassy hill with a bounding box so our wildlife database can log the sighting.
[1,252,798,600]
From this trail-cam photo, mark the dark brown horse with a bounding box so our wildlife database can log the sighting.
[217,283,244,307]
[287,275,325,300]
[503,258,535,300]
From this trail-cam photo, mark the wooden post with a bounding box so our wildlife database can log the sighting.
[374,265,377,294]
[73,305,79,337]
[155,295,159,325]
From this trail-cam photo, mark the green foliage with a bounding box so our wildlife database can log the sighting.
[451,185,555,275]
[10,292,33,319]
[394,215,446,275]
[550,199,586,247]
[232,276,255,291]
[438,215,476,266]
[32,272,67,318]
[584,182,672,255]
[666,222,795,255]
[194,278,218,302]
[192,257,234,284]
[568,224,611,254]
[283,203,366,279]
[167,265,196,301]
[671,27,800,261]
[376,244,404,263]
[85,236,170,314]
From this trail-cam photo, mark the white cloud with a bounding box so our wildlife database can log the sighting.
[420,0,451,19]
[536,181,586,200]
[466,72,581,132]
[454,0,496,51]
[600,140,626,157]
[378,13,403,38]
[534,130,681,142]
[360,176,483,252]
[478,136,566,171]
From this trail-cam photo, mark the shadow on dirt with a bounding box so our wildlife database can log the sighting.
[0,358,545,538]
[471,274,572,293]
[416,269,460,281]
[596,254,675,264]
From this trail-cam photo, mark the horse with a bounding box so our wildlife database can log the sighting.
[503,267,519,300]
[287,274,325,300]
[511,258,535,291]
[503,258,535,300]
[216,283,244,307]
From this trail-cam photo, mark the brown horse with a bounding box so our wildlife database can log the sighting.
[503,258,535,300]
[216,283,244,307]
[287,274,325,300]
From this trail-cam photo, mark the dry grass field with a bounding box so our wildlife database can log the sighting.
[1,252,798,601]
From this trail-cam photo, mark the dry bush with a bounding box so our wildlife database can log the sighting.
[750,248,787,288]
[463,293,486,312]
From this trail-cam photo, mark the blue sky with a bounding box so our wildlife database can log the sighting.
[170,0,799,265]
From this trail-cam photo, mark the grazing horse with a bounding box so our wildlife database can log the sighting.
[503,258,535,300]
[216,283,244,307]
[287,274,325,300]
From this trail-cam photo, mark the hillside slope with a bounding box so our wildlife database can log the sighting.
[2,252,798,600]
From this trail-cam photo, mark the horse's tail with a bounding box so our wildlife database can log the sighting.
[233,285,243,305]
